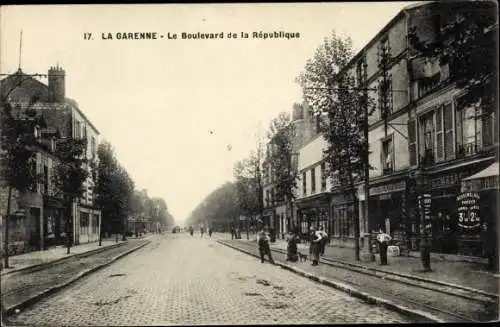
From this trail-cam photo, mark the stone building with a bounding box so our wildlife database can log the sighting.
[291,1,498,262]
[0,65,102,250]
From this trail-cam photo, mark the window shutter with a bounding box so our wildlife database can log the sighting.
[443,103,454,159]
[436,106,444,161]
[408,120,417,166]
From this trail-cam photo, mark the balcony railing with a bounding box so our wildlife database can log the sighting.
[457,141,477,159]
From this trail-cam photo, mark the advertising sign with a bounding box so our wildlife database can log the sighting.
[418,193,432,236]
[456,192,481,230]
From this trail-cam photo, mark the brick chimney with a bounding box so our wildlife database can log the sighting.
[48,65,65,103]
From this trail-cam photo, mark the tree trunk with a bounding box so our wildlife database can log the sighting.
[3,186,13,269]
[347,172,360,262]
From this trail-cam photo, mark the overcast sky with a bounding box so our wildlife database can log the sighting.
[1,3,415,224]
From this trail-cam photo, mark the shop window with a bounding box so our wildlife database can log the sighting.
[381,136,394,174]
[456,99,482,158]
[80,213,89,228]
[481,111,497,148]
[311,167,316,194]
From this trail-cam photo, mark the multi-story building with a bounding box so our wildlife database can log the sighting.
[262,102,315,239]
[297,1,498,259]
[0,65,102,248]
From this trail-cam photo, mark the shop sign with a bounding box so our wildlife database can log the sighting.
[370,180,406,196]
[418,193,432,235]
[456,192,481,230]
[426,172,466,190]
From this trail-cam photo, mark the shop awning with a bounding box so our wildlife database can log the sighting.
[461,162,499,192]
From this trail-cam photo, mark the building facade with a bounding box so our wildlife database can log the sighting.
[0,65,102,250]
[319,1,498,257]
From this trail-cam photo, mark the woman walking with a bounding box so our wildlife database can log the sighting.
[286,227,300,262]
[309,226,323,266]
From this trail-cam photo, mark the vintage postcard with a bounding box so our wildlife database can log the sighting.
[0,2,498,325]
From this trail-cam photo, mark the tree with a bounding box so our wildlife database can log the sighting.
[297,31,375,261]
[267,112,298,234]
[95,141,134,241]
[407,2,497,115]
[234,158,260,237]
[0,101,43,267]
[52,137,88,254]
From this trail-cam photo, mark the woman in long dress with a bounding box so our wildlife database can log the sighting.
[286,227,300,262]
[309,226,322,266]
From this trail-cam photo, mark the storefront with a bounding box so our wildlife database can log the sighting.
[329,192,356,248]
[369,179,408,249]
[296,193,330,242]
[413,159,497,257]
[461,161,499,270]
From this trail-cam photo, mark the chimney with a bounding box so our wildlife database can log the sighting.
[48,65,65,103]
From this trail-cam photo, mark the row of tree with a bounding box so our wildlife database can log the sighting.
[95,141,175,238]
[1,75,174,268]
[188,3,496,265]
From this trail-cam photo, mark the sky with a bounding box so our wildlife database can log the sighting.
[1,2,415,224]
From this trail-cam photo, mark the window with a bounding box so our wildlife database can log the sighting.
[80,212,89,228]
[443,103,455,159]
[271,188,275,206]
[456,99,482,158]
[419,111,435,166]
[29,159,37,192]
[311,167,316,194]
[92,214,99,234]
[302,172,307,196]
[356,58,366,87]
[338,205,354,238]
[378,76,393,119]
[408,120,417,166]
[381,136,394,174]
[51,137,56,152]
[266,190,270,207]
[320,162,326,191]
[43,165,49,195]
[91,137,96,158]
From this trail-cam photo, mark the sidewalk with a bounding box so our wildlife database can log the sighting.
[0,234,154,276]
[256,237,499,295]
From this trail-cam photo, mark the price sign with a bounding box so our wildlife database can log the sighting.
[456,192,481,230]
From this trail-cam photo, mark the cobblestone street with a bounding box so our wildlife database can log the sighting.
[7,233,414,325]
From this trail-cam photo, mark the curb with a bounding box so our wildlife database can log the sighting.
[3,240,151,318]
[1,242,127,277]
[217,240,444,323]
[246,240,498,301]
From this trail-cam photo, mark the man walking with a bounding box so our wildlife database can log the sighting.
[257,226,275,264]
[200,226,205,238]
[208,227,213,238]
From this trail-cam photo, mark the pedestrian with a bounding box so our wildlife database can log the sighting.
[286,227,300,262]
[200,226,204,237]
[208,227,213,238]
[318,225,329,256]
[376,228,392,265]
[189,226,194,237]
[257,225,275,264]
[231,227,235,240]
[309,226,323,266]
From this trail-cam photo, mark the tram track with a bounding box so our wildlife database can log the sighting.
[219,239,499,323]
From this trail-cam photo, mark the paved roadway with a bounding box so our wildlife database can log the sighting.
[8,233,414,325]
